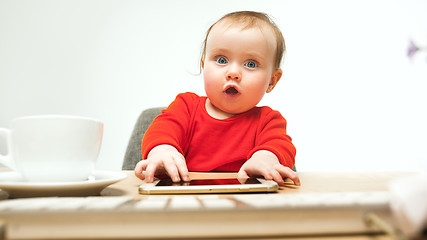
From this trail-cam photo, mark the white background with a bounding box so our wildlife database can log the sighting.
[1,0,426,172]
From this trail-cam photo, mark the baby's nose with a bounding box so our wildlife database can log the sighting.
[227,73,240,81]
[226,67,241,81]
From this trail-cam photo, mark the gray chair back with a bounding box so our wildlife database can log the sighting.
[122,107,164,170]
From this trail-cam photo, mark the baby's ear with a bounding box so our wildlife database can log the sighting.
[266,69,282,93]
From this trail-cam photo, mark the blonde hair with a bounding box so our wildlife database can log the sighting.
[200,11,286,70]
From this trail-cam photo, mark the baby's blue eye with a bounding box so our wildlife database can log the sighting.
[245,61,257,68]
[216,57,228,65]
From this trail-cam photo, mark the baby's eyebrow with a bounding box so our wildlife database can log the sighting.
[210,48,264,59]
[243,52,264,60]
[209,48,231,55]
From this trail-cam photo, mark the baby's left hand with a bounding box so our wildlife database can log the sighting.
[237,150,300,186]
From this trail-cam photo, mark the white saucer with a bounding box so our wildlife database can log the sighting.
[0,170,127,198]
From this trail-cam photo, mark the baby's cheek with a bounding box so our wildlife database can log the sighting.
[203,74,222,96]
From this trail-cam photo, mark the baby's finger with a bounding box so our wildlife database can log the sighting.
[257,168,273,181]
[269,170,285,185]
[237,169,250,180]
[175,155,190,182]
[144,162,160,183]
[163,158,181,182]
[276,166,301,186]
[134,160,148,180]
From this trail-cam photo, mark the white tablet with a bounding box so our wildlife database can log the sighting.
[139,178,278,195]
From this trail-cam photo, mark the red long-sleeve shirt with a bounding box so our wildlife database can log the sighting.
[141,92,295,171]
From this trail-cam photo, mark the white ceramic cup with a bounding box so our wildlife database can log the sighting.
[0,115,103,182]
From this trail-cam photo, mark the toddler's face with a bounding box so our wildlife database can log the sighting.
[202,21,282,118]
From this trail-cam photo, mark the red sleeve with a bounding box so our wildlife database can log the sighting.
[247,108,296,169]
[141,92,198,159]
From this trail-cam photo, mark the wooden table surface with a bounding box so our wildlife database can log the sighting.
[101,170,410,198]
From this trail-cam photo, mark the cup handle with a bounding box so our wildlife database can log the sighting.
[0,128,16,170]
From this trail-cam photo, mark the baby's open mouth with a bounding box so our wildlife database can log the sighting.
[225,87,239,95]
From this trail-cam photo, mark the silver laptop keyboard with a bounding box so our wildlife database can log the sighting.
[0,191,390,213]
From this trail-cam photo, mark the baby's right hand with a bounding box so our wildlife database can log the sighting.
[134,144,190,183]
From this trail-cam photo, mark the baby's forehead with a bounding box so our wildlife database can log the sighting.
[210,20,277,47]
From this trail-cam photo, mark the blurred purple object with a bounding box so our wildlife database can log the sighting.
[407,39,420,59]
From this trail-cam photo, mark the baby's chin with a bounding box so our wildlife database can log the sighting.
[216,104,256,116]
[207,97,258,118]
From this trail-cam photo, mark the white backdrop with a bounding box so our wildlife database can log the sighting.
[1,0,426,172]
